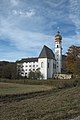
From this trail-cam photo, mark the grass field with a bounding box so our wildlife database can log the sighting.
[0,78,80,120]
[0,82,52,95]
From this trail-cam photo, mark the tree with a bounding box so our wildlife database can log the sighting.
[66,45,80,75]
[0,61,9,78]
[35,68,43,79]
[28,70,35,79]
[28,68,43,80]
[1,62,17,79]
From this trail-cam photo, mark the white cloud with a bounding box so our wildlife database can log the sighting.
[0,0,80,61]
[10,0,19,6]
[12,10,18,15]
[69,0,80,30]
[0,18,53,51]
[62,34,80,54]
[25,9,35,17]
[12,9,35,17]
[5,29,53,50]
[0,17,80,56]
[0,51,27,62]
[45,0,65,8]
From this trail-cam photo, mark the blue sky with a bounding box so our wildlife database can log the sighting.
[0,0,80,61]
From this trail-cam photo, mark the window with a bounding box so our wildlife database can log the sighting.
[21,72,24,74]
[22,69,24,71]
[33,65,35,67]
[57,45,58,48]
[53,63,54,68]
[21,65,23,68]
[29,65,31,67]
[55,64,56,69]
[41,62,43,68]
[48,63,49,68]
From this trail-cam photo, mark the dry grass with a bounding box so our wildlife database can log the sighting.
[0,82,52,95]
[0,79,80,120]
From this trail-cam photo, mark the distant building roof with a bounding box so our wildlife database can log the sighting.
[17,57,38,63]
[39,45,55,59]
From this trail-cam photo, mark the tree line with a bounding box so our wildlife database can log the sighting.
[0,61,18,79]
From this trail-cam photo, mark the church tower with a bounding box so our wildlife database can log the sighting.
[55,31,62,73]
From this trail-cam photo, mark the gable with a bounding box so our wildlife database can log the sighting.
[39,45,55,59]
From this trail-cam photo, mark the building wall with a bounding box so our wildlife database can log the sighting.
[53,60,56,74]
[38,58,47,79]
[54,74,72,79]
[38,58,56,79]
[17,58,56,79]
[47,59,56,78]
[55,42,62,73]
[17,61,38,77]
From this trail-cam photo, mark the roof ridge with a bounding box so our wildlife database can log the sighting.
[44,45,53,51]
[39,45,55,59]
[44,46,47,57]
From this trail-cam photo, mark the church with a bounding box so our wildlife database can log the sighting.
[17,31,63,79]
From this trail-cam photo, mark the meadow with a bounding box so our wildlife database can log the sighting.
[0,82,52,96]
[0,78,80,120]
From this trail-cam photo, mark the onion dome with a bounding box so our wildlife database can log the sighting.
[55,31,62,43]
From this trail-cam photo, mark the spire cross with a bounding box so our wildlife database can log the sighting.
[57,27,60,34]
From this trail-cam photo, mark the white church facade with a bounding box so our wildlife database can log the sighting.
[17,31,62,79]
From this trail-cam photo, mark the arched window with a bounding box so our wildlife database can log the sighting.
[57,45,58,48]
